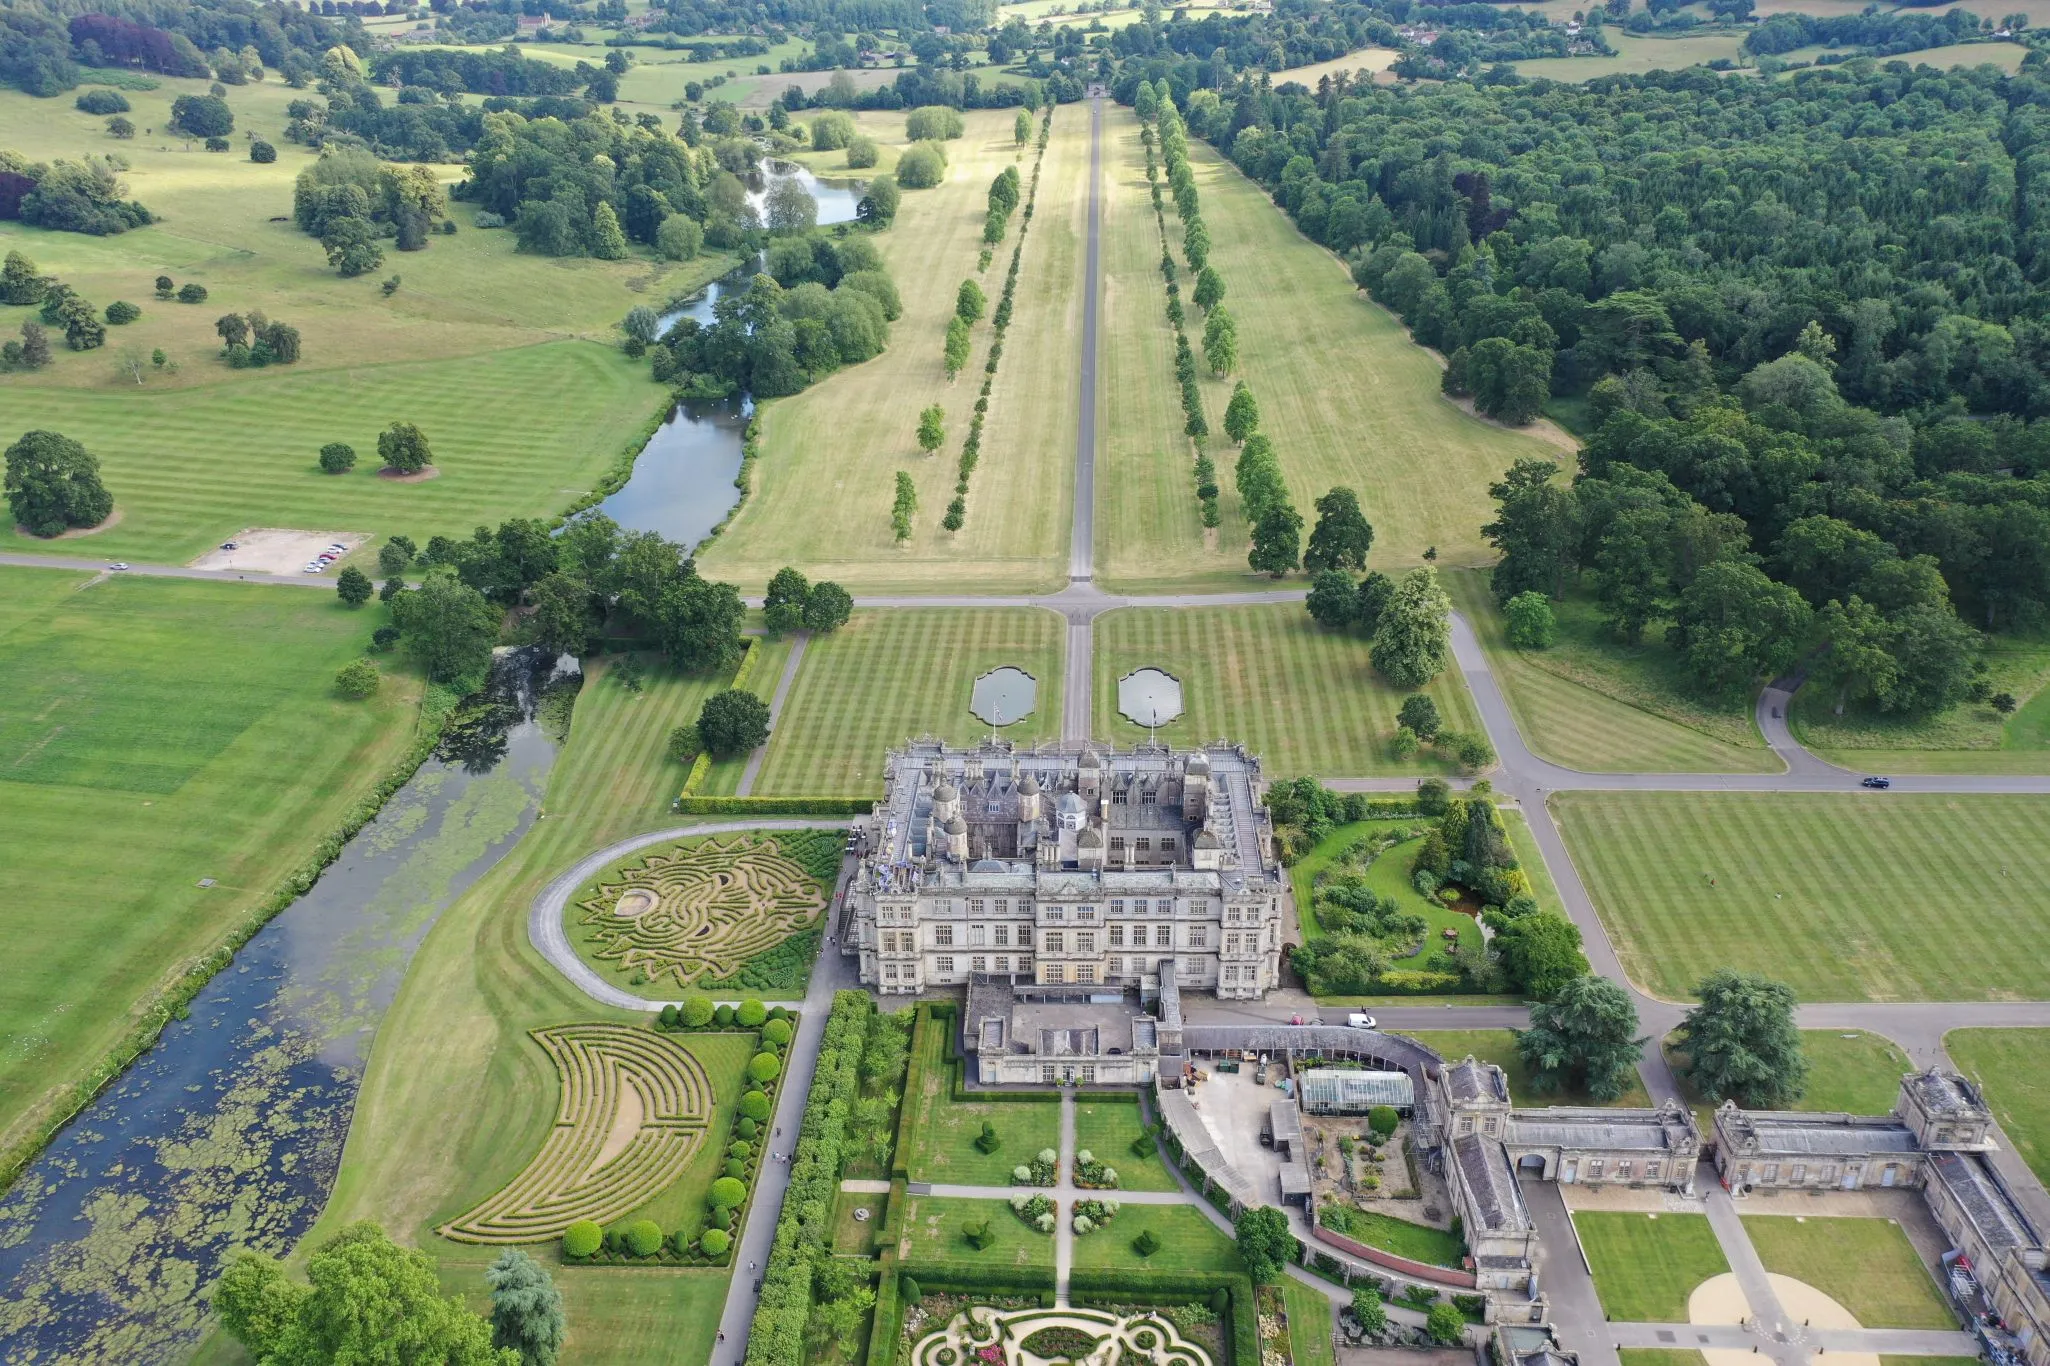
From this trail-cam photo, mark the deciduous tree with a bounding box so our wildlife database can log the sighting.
[378,421,433,474]
[1223,381,1259,444]
[1306,569,1356,630]
[1248,502,1302,577]
[1304,486,1374,572]
[1371,567,1452,688]
[5,429,114,537]
[802,580,852,633]
[1503,591,1556,648]
[1233,1206,1294,1284]
[336,566,373,606]
[763,566,810,635]
[916,404,945,455]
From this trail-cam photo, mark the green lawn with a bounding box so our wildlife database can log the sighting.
[1281,1279,1338,1366]
[900,1194,1055,1268]
[1620,1352,1708,1366]
[1575,1212,1729,1322]
[833,1191,887,1255]
[1554,791,2050,1002]
[1073,1100,1179,1192]
[1073,1202,1241,1272]
[753,609,1064,797]
[1794,1032,1913,1114]
[1093,104,1566,592]
[905,1087,1062,1186]
[0,570,425,1181]
[1742,1217,1955,1330]
[696,633,795,797]
[1509,31,1747,80]
[1091,604,1480,777]
[1793,631,2050,775]
[1448,570,1775,774]
[701,107,1075,593]
[0,74,731,565]
[1397,1031,1652,1109]
[5,342,665,565]
[1316,1205,1464,1267]
[1947,1030,2050,1187]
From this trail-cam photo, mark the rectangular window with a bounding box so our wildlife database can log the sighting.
[1189,927,1208,949]
[971,956,986,973]
[938,899,952,915]
[1081,1064,1097,1083]
[1158,899,1173,915]
[884,964,898,980]
[994,925,1009,947]
[1110,899,1124,915]
[936,955,954,974]
[1160,837,1177,854]
[969,925,986,946]
[1043,1065,1057,1083]
[934,925,954,948]
[995,955,1009,972]
[1110,925,1125,948]
[1044,963,1065,984]
[1223,966,1237,983]
[1112,788,1128,805]
[969,898,985,915]
[1077,932,1095,953]
[1225,934,1239,955]
[1644,1161,1661,1182]
[1079,907,1096,922]
[1077,964,1096,984]
[1227,907,1242,924]
[1135,838,1151,853]
[1110,836,1127,854]
[1044,930,1064,953]
[1762,1163,1780,1182]
[1617,1161,1633,1180]
[1791,1164,1806,1184]
[1111,957,1124,975]
[1046,907,1064,922]
[1589,1160,1604,1180]
[1130,925,1147,947]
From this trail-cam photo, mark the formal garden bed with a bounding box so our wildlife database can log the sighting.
[566,830,841,995]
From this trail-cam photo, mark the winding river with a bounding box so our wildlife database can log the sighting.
[0,653,562,1363]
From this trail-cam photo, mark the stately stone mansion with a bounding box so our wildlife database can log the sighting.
[847,739,1287,1000]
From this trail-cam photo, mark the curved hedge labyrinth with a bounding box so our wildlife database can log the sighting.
[575,836,828,988]
[912,1306,1214,1366]
[440,1025,713,1244]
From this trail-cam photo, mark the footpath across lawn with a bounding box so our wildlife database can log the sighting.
[1742,1216,1955,1330]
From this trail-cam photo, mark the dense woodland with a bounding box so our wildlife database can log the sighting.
[1114,42,2050,713]
[1,0,363,94]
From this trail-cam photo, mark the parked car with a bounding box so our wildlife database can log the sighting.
[1347,1013,1377,1030]
[1861,775,1892,789]
[219,541,238,551]
[303,563,325,573]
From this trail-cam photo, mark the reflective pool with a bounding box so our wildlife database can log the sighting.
[970,667,1038,726]
[1117,668,1185,726]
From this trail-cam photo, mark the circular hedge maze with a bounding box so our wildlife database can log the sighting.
[574,836,828,988]
[439,1024,713,1244]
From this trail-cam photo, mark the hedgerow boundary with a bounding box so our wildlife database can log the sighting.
[0,681,460,1197]
[745,989,873,1366]
[440,1024,716,1243]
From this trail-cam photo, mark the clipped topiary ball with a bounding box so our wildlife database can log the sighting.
[710,1176,747,1208]
[700,1227,731,1256]
[681,994,715,1027]
[736,999,768,1028]
[728,1140,752,1161]
[562,1220,603,1258]
[762,1018,794,1045]
[623,1218,664,1257]
[724,1158,745,1179]
[740,1090,771,1121]
[736,1116,759,1140]
[713,1004,736,1027]
[747,1052,781,1083]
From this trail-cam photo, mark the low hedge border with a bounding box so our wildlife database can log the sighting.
[0,679,461,1195]
[1069,1269,1258,1366]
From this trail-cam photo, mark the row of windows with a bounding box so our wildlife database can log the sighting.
[1581,1158,1662,1183]
[1106,836,1177,855]
[884,955,1037,979]
[889,956,1257,985]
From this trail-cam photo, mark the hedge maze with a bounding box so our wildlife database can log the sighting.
[576,835,831,988]
[440,1025,714,1244]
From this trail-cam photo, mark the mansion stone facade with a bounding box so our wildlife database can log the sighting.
[848,740,1288,1000]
